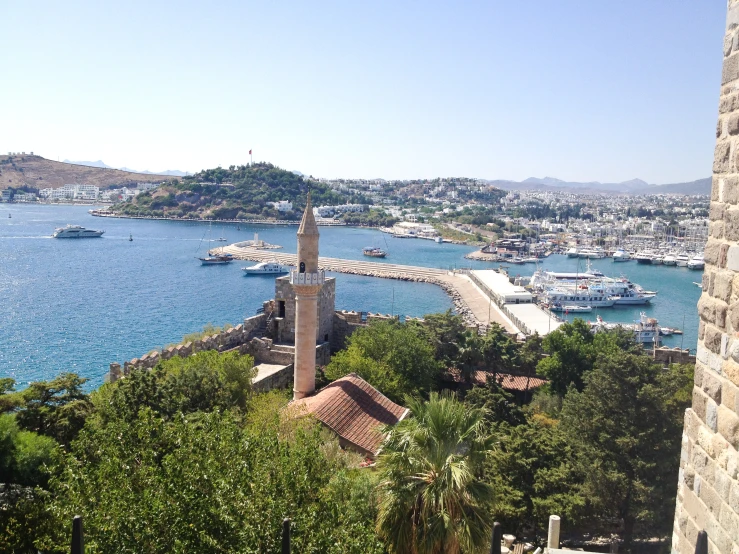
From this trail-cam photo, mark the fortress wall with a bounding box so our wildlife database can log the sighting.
[672,2,739,552]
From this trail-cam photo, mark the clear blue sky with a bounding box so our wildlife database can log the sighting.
[0,1,728,183]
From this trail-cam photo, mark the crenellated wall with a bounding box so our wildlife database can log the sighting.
[672,2,739,552]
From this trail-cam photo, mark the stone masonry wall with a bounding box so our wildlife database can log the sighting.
[672,2,739,552]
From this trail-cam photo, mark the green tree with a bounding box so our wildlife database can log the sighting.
[464,377,525,428]
[325,320,442,402]
[417,310,467,366]
[559,355,693,544]
[481,323,519,372]
[15,373,91,446]
[375,392,495,554]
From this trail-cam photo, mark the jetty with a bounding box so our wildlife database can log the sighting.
[220,244,561,336]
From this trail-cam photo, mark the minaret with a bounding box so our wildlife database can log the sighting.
[290,193,323,399]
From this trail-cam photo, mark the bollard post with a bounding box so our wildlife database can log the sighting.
[547,515,561,549]
[694,530,707,554]
[281,517,291,554]
[489,521,502,554]
[71,515,84,554]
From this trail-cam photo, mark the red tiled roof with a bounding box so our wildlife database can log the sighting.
[445,369,548,391]
[291,373,408,455]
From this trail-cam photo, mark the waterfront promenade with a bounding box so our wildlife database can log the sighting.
[220,243,522,333]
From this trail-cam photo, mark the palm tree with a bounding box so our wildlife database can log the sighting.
[375,392,495,554]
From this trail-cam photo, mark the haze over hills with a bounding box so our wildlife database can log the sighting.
[0,155,182,190]
[63,159,190,177]
[485,176,711,195]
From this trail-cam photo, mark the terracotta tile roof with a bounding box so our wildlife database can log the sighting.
[445,369,548,391]
[291,373,408,455]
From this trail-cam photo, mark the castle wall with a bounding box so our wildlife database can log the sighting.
[672,2,739,552]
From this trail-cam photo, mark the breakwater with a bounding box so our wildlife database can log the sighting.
[89,209,347,226]
[221,244,515,330]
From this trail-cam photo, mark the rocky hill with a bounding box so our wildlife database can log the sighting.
[0,154,181,190]
[485,175,711,195]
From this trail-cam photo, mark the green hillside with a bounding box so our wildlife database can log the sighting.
[113,163,373,221]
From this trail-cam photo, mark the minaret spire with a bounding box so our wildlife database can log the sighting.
[296,192,320,274]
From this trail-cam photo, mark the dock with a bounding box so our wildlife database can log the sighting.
[220,244,561,336]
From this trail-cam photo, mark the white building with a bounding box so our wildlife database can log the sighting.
[269,200,293,212]
[39,184,99,201]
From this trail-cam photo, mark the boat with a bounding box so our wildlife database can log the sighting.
[612,249,631,262]
[434,236,443,243]
[363,247,387,258]
[242,260,292,274]
[589,313,661,345]
[694,281,703,288]
[543,288,616,308]
[52,225,105,238]
[216,237,228,242]
[676,253,690,267]
[688,254,705,270]
[634,251,653,264]
[198,253,234,265]
[662,254,677,266]
[651,255,663,265]
[566,247,580,258]
[129,234,133,242]
[549,304,593,313]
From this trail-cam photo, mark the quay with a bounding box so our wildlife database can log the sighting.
[220,243,562,336]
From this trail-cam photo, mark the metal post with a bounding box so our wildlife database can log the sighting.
[489,521,502,554]
[282,517,291,554]
[695,530,707,554]
[71,515,84,554]
[547,515,561,549]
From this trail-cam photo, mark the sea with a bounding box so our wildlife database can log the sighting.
[0,205,703,389]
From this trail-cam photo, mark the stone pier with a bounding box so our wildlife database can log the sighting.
[671,2,739,552]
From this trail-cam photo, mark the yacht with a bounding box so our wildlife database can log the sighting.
[362,246,387,258]
[634,251,653,264]
[549,304,593,313]
[543,288,616,308]
[590,313,661,345]
[687,254,705,270]
[675,253,691,267]
[198,253,234,265]
[566,247,580,258]
[578,247,606,259]
[52,225,104,238]
[242,260,292,274]
[612,249,631,262]
[651,255,663,265]
[662,254,677,266]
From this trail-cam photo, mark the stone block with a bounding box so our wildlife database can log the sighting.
[684,465,696,490]
[704,371,723,403]
[696,362,705,388]
[727,34,735,57]
[706,325,723,354]
[694,388,709,423]
[727,210,739,242]
[728,246,739,272]
[707,399,719,433]
[726,176,739,204]
[723,378,737,411]
[711,220,725,239]
[715,140,732,173]
[724,359,739,387]
[720,94,739,114]
[714,465,732,499]
[700,320,706,340]
[700,297,717,325]
[706,241,722,266]
[723,54,739,85]
[699,480,723,516]
[719,404,739,448]
[715,272,734,303]
[719,508,739,550]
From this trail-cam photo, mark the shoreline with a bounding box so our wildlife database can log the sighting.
[88,210,348,226]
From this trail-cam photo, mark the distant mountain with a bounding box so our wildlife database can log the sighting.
[65,160,190,177]
[487,176,710,195]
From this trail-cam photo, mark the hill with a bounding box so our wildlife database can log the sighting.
[111,163,394,225]
[485,176,711,195]
[0,155,181,190]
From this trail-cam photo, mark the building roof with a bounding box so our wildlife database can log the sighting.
[297,192,319,236]
[291,373,408,455]
[444,369,548,391]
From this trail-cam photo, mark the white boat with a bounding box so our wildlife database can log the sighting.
[590,313,661,345]
[549,304,593,313]
[566,247,580,258]
[434,236,443,243]
[687,254,705,270]
[662,254,677,266]
[199,253,234,265]
[578,247,606,259]
[543,288,616,308]
[651,255,663,265]
[634,251,653,264]
[242,260,292,274]
[52,225,104,238]
[675,253,690,267]
[612,249,631,262]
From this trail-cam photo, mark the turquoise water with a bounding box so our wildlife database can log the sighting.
[0,205,702,388]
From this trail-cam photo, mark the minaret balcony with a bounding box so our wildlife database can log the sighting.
[290,269,325,286]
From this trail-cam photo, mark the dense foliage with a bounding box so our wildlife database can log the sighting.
[0,314,693,553]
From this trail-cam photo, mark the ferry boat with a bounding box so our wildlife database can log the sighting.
[52,225,104,238]
[590,313,661,345]
[363,247,387,258]
[612,249,631,262]
[198,253,234,265]
[242,260,292,274]
[687,254,705,270]
[542,288,616,308]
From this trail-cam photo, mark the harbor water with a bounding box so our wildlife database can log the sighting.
[1,205,702,388]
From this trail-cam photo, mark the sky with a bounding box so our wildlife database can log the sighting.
[0,1,729,183]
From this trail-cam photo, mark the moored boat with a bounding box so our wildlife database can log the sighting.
[549,304,593,313]
[198,253,234,265]
[242,260,292,274]
[612,249,631,262]
[662,254,677,266]
[363,247,387,258]
[687,254,705,270]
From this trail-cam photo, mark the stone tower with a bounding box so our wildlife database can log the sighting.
[290,193,324,399]
[671,2,739,552]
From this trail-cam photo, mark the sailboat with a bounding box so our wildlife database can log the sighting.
[197,222,233,265]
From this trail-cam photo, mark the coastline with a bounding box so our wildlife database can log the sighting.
[88,209,347,226]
